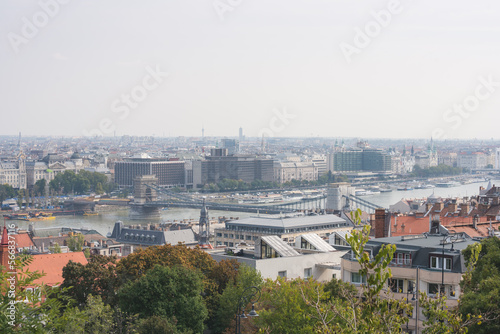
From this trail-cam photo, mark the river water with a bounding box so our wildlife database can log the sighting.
[10,179,500,237]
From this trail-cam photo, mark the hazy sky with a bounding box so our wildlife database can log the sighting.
[1,0,500,139]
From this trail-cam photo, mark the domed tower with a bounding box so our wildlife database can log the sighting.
[198,198,211,248]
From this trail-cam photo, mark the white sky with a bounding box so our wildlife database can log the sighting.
[1,0,500,139]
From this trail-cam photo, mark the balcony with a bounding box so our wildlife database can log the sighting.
[389,259,412,267]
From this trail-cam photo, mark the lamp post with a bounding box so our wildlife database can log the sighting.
[235,286,261,334]
[406,289,415,331]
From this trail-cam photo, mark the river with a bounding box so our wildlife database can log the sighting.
[9,179,500,237]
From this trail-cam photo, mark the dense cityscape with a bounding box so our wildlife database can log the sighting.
[1,134,500,333]
[2,0,500,333]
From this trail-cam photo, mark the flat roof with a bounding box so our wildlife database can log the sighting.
[367,233,477,251]
[226,214,347,230]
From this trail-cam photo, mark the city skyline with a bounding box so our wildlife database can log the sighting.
[2,0,500,139]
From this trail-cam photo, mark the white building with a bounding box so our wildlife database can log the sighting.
[273,161,318,183]
[210,234,347,281]
[457,152,488,170]
[0,156,26,189]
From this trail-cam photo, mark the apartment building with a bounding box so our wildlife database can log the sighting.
[341,232,477,333]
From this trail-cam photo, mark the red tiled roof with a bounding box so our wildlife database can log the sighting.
[25,252,88,286]
[0,230,35,250]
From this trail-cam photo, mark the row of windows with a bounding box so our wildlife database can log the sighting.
[350,273,457,299]
[217,232,258,241]
[226,223,345,234]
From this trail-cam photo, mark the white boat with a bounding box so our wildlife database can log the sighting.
[436,181,459,188]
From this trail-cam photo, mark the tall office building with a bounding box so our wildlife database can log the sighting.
[200,155,273,184]
[328,148,392,172]
[114,154,185,187]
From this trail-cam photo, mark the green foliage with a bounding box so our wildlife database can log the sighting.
[136,315,193,334]
[116,244,216,282]
[16,189,24,208]
[323,277,357,302]
[118,265,208,334]
[256,277,327,334]
[411,164,463,177]
[420,292,480,334]
[0,183,16,205]
[460,238,500,333]
[211,264,263,334]
[61,254,120,307]
[49,170,114,195]
[49,242,62,253]
[33,179,47,196]
[67,233,84,251]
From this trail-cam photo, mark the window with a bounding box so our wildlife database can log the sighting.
[428,283,439,295]
[430,256,452,270]
[246,235,252,240]
[388,278,404,293]
[304,268,312,279]
[351,272,367,284]
[278,271,287,279]
[216,233,222,237]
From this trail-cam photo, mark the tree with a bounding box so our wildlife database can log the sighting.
[49,242,62,253]
[116,244,216,283]
[33,179,47,196]
[0,184,15,204]
[136,315,192,334]
[211,264,263,334]
[118,265,208,334]
[256,277,325,334]
[459,238,500,333]
[61,254,120,307]
[16,189,24,209]
[67,233,84,251]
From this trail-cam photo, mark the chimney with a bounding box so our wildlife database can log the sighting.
[375,209,387,238]
[449,201,457,212]
[436,202,444,211]
[460,203,470,215]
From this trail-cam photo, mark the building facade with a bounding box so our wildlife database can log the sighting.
[341,232,476,333]
[200,155,274,185]
[328,149,392,173]
[214,214,353,247]
[273,161,318,184]
[114,157,185,187]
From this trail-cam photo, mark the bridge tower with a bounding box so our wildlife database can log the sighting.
[326,182,353,212]
[133,175,158,204]
[129,175,161,219]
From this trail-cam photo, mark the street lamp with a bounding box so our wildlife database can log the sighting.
[235,286,261,334]
[406,287,416,331]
